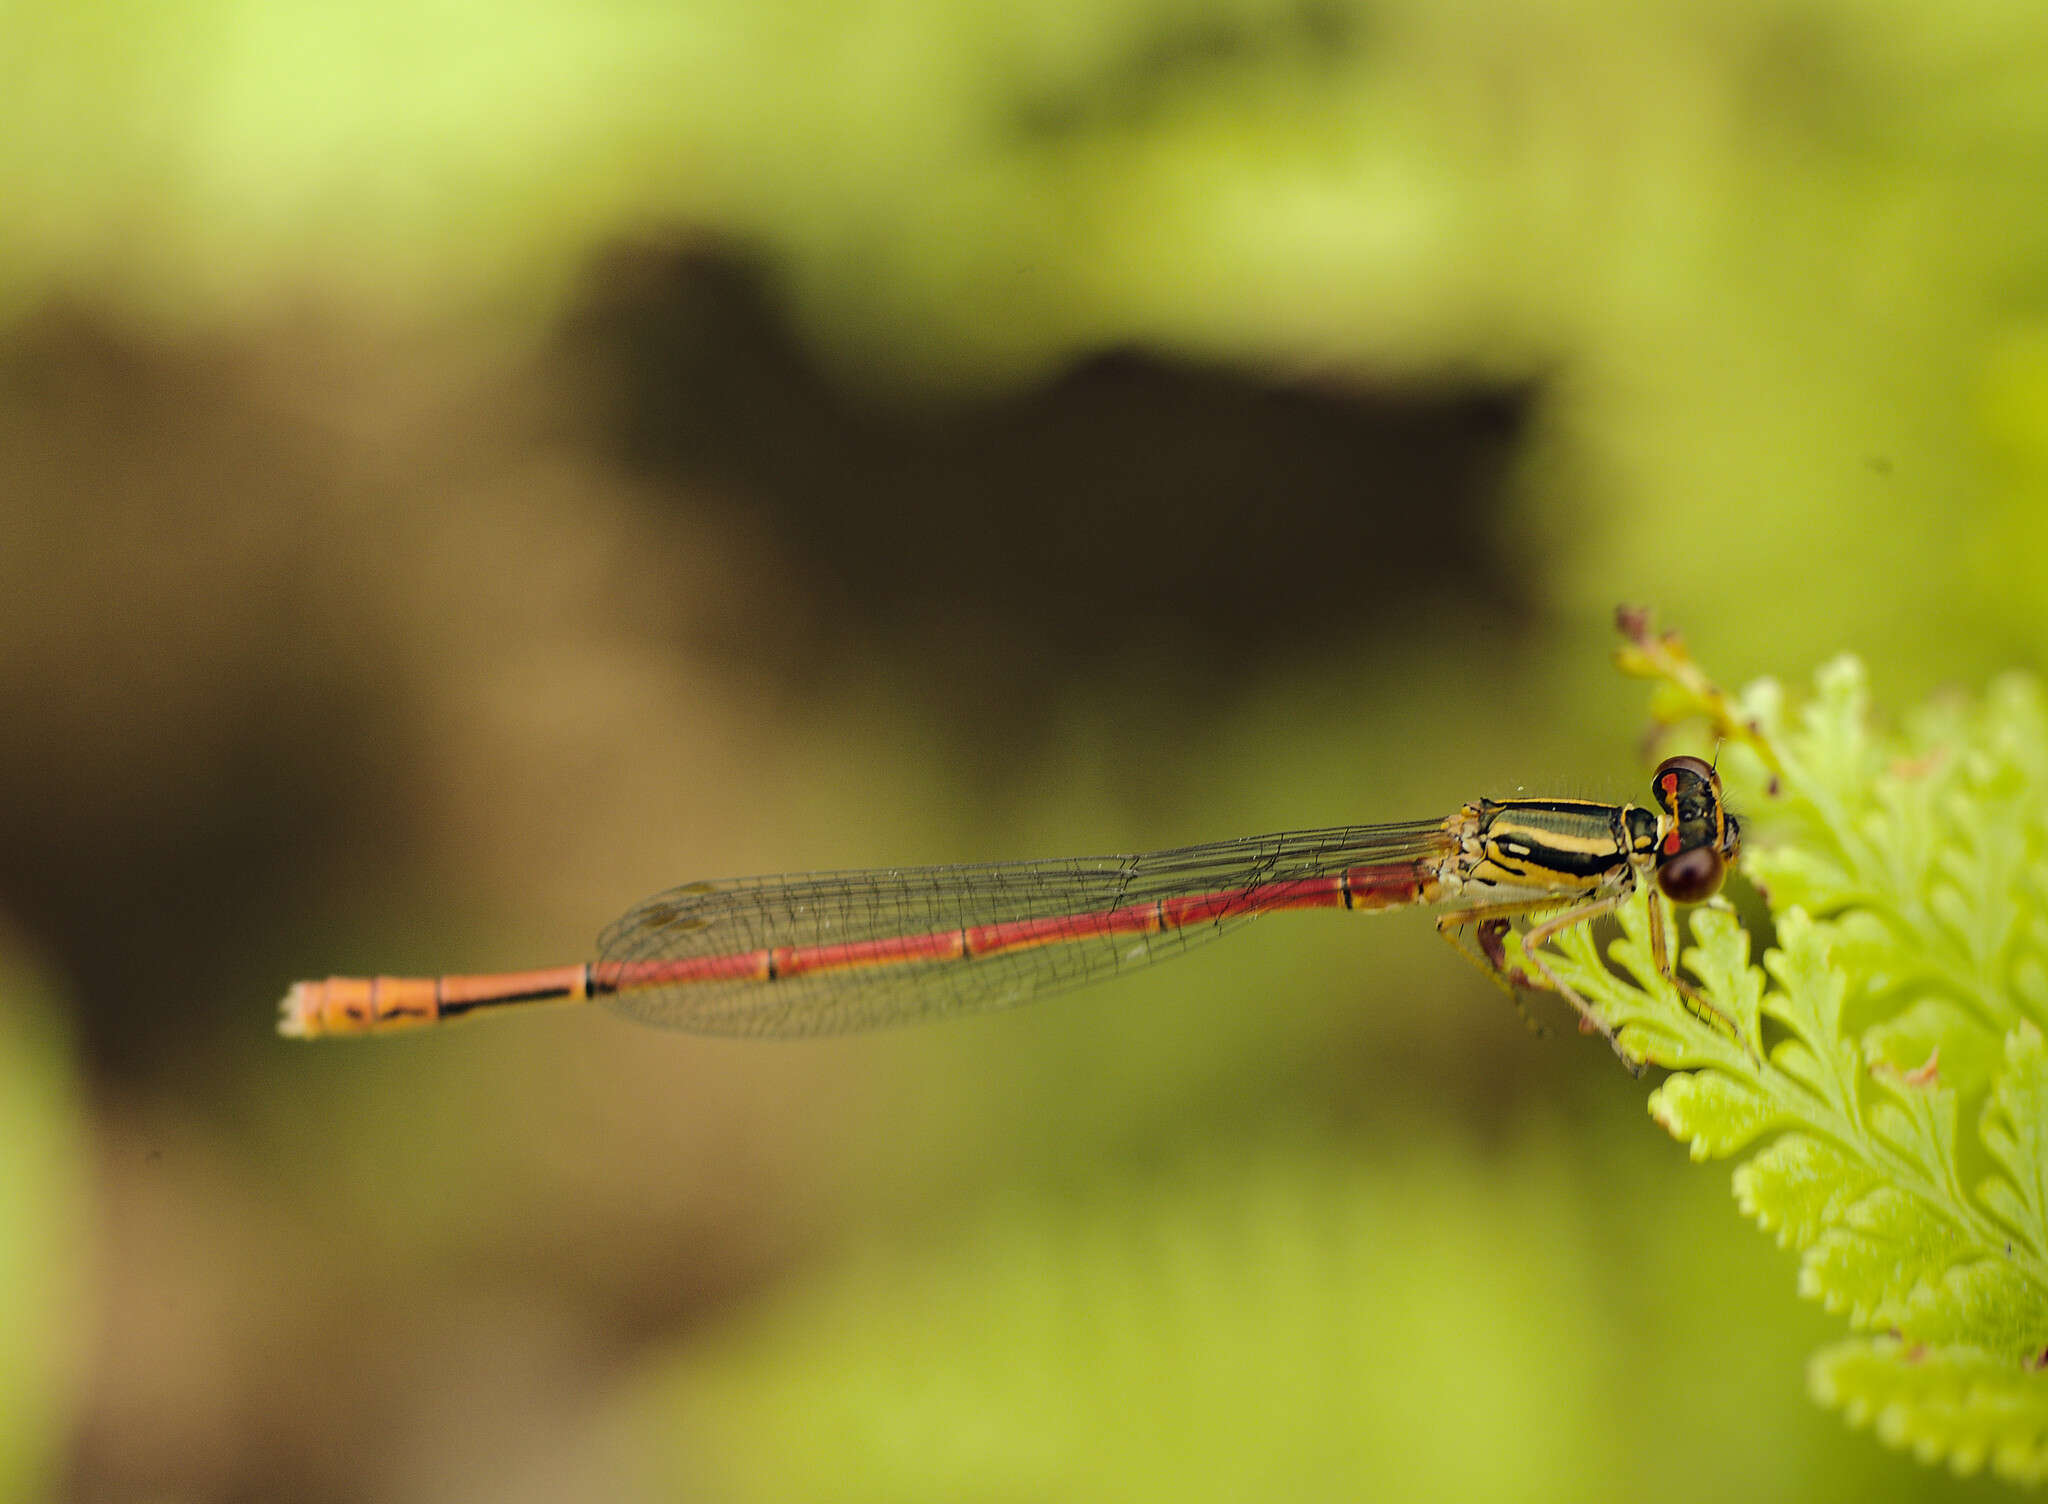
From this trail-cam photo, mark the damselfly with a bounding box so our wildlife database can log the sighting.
[280,756,1743,1065]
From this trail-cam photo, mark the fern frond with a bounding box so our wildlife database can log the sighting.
[1537,610,2048,1481]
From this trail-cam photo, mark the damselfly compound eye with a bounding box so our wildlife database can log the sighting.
[1651,754,1717,813]
[1655,843,1726,903]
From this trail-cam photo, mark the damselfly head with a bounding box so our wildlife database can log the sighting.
[1649,753,1738,903]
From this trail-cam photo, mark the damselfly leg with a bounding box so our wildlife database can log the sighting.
[1437,889,1747,1074]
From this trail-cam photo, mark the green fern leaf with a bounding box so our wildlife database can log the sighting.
[1801,1185,1976,1331]
[1810,1339,2048,1482]
[1983,1026,2048,1255]
[1567,612,2048,1476]
[1645,1068,1784,1158]
[1734,1134,1878,1250]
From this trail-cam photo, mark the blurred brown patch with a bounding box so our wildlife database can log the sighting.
[0,306,781,1079]
[0,312,433,1077]
[559,237,1535,716]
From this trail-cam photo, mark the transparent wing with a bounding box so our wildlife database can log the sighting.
[595,822,1454,1036]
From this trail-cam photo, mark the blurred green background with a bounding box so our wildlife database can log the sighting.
[3,1,2046,1498]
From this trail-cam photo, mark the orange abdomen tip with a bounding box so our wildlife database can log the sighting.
[277,981,320,1038]
[277,976,440,1038]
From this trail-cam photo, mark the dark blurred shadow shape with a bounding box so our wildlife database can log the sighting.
[559,237,1536,712]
